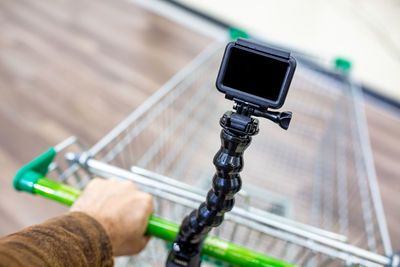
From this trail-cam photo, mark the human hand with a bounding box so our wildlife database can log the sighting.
[70,178,154,256]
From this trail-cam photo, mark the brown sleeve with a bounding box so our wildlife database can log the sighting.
[0,212,113,267]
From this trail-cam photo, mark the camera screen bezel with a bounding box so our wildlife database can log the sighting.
[216,40,296,110]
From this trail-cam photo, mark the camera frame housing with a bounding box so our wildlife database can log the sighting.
[216,38,296,110]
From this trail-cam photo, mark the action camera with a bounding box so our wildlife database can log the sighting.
[216,38,296,110]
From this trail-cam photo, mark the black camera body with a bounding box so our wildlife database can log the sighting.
[216,38,296,110]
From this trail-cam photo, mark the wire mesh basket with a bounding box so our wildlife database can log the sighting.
[18,41,395,266]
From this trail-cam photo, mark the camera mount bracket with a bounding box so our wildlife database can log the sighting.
[233,99,292,130]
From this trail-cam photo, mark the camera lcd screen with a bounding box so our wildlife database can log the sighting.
[222,47,289,102]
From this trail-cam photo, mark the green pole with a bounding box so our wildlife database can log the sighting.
[13,148,296,266]
[33,178,81,206]
[31,178,296,267]
[15,175,296,267]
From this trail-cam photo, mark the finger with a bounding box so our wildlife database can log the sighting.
[121,179,137,190]
[108,178,123,184]
[139,235,151,251]
[142,194,154,214]
[86,177,104,189]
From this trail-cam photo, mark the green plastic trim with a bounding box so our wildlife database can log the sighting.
[203,236,294,267]
[14,148,56,193]
[334,57,352,73]
[147,215,179,242]
[229,27,249,40]
[34,178,81,206]
[14,176,296,267]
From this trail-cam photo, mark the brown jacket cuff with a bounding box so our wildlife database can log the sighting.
[0,211,113,267]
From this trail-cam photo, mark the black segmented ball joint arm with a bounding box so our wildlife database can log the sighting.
[166,107,259,267]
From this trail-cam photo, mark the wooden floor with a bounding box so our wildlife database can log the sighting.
[0,0,211,234]
[365,102,400,251]
[0,0,399,256]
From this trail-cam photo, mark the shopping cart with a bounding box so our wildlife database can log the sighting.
[14,41,398,266]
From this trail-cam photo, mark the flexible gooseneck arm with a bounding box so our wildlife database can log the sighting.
[167,108,259,267]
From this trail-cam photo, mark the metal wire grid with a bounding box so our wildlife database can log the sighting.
[45,42,393,266]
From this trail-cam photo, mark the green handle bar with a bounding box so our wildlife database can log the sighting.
[14,148,296,267]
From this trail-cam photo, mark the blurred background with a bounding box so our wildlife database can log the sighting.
[0,0,399,266]
[174,0,400,102]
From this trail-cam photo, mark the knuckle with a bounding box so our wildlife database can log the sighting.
[142,194,154,213]
[90,177,102,185]
[125,181,137,189]
[85,178,103,190]
[139,237,150,251]
[141,193,153,204]
[109,178,120,184]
